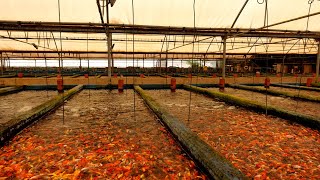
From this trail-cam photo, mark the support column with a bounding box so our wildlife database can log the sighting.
[316,39,320,82]
[222,36,227,79]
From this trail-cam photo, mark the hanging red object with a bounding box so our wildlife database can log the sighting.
[306,78,313,87]
[264,78,271,88]
[113,74,118,78]
[84,74,89,78]
[233,74,238,78]
[57,79,64,93]
[18,73,23,78]
[212,74,217,78]
[140,74,145,78]
[170,78,176,92]
[219,78,225,91]
[118,79,124,93]
[57,74,61,79]
[312,73,316,77]
[276,73,281,77]
[294,74,298,78]
[188,74,192,78]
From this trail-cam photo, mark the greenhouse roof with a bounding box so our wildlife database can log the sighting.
[0,0,319,58]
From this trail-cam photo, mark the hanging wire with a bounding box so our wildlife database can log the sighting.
[263,0,269,27]
[57,0,65,124]
[231,0,250,28]
[0,35,56,51]
[87,29,90,101]
[294,39,308,114]
[296,40,301,86]
[196,35,200,86]
[293,1,314,112]
[43,32,49,98]
[251,44,256,101]
[265,52,269,116]
[294,0,316,114]
[280,38,287,85]
[165,35,169,88]
[132,0,136,121]
[187,0,196,123]
[306,0,315,30]
[160,34,167,76]
[125,32,128,96]
[262,0,269,116]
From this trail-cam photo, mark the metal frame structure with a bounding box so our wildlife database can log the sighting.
[0,21,319,38]
[0,20,319,79]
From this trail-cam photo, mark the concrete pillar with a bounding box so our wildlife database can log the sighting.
[222,36,227,79]
[316,39,320,82]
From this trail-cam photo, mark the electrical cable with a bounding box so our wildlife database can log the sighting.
[43,32,49,98]
[159,35,168,75]
[165,35,169,88]
[132,0,136,121]
[294,39,307,115]
[87,29,90,101]
[0,35,56,51]
[187,0,196,123]
[260,0,270,116]
[307,0,315,30]
[57,0,65,124]
[280,38,287,85]
[294,0,316,115]
[125,32,128,96]
[231,0,250,28]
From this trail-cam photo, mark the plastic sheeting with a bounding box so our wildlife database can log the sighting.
[1,0,319,30]
[0,0,319,54]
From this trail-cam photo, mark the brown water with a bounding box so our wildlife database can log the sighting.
[147,89,320,179]
[0,91,56,124]
[208,87,320,119]
[0,90,205,179]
